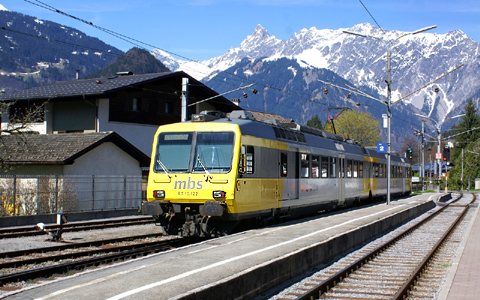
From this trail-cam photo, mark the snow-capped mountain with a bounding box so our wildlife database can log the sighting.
[0,8,121,92]
[152,23,480,126]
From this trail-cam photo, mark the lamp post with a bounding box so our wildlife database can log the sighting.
[343,25,436,204]
[414,113,465,193]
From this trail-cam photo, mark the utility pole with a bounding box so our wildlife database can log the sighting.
[343,25,436,205]
[181,77,189,122]
[421,119,425,191]
[461,148,464,190]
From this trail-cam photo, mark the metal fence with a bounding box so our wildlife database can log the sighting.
[0,175,145,216]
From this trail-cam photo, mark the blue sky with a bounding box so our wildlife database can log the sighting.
[2,0,480,61]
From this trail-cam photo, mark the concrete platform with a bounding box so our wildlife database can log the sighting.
[440,193,480,300]
[1,194,441,300]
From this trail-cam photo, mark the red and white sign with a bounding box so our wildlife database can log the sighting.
[436,152,443,160]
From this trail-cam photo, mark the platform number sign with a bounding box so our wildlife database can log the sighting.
[377,143,386,153]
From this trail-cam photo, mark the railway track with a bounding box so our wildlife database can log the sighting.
[0,234,201,288]
[273,192,476,300]
[0,216,155,239]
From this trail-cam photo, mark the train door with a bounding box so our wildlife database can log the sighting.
[291,148,300,199]
[280,148,299,200]
[338,155,345,206]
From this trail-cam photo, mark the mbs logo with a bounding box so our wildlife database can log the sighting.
[174,177,203,190]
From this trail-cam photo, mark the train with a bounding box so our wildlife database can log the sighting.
[140,110,411,237]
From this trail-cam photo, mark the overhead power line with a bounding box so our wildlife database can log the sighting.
[357,0,385,35]
[21,0,327,112]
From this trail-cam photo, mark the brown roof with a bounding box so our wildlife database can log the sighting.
[0,132,150,166]
[247,110,294,123]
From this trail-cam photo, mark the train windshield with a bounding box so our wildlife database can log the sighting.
[193,132,234,173]
[154,132,234,173]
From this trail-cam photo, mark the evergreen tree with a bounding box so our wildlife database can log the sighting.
[446,98,480,190]
[455,98,480,148]
[306,114,323,130]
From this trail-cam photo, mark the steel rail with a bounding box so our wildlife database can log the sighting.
[295,193,464,300]
[0,239,173,269]
[393,192,476,299]
[0,232,168,259]
[0,217,155,239]
[0,238,200,286]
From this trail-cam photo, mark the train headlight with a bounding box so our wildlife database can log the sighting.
[153,190,165,198]
[213,191,226,198]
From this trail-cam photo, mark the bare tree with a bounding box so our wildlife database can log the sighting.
[0,100,47,171]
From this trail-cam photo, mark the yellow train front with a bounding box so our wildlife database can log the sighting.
[141,110,411,237]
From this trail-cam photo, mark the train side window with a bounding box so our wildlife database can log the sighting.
[347,160,352,178]
[281,151,288,177]
[312,155,320,178]
[321,156,329,178]
[353,161,358,178]
[359,162,363,178]
[330,157,336,178]
[374,163,379,178]
[301,153,310,178]
[239,145,254,174]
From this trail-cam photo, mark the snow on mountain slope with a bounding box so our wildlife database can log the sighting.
[152,23,480,124]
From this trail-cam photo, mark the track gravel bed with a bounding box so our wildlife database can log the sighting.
[268,193,475,300]
[0,222,170,294]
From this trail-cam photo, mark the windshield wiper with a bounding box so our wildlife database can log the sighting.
[197,155,213,180]
[156,159,172,178]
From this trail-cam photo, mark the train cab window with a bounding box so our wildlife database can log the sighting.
[321,157,329,178]
[359,162,363,178]
[312,155,320,178]
[301,153,310,178]
[347,160,352,178]
[330,157,336,178]
[353,161,358,178]
[155,132,193,172]
[281,151,288,177]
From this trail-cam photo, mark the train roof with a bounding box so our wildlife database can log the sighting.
[191,110,407,163]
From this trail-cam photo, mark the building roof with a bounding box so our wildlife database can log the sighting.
[243,110,294,123]
[0,132,150,167]
[0,71,238,112]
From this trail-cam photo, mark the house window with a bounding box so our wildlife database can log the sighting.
[165,102,173,114]
[9,100,45,122]
[132,98,139,112]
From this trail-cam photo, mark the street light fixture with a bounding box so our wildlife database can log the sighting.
[343,25,437,205]
[413,113,465,193]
